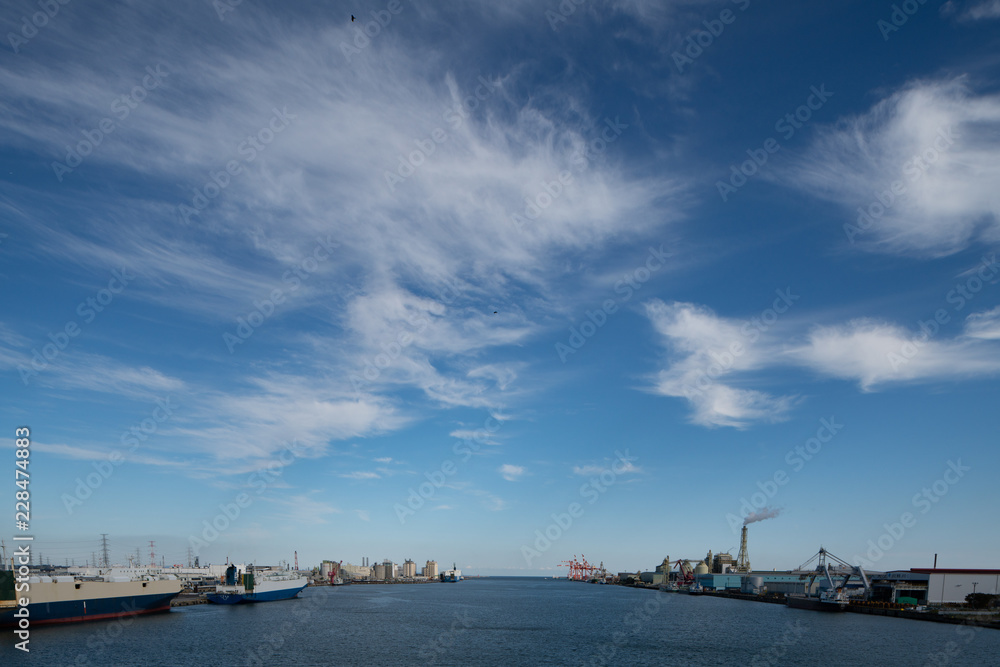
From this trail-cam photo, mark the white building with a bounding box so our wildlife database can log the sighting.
[913,569,1000,604]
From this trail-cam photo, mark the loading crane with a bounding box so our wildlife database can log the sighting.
[794,547,871,601]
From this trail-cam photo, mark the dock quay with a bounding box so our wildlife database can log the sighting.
[172,594,207,607]
[623,584,1000,629]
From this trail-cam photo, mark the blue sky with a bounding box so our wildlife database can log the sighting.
[2,0,999,575]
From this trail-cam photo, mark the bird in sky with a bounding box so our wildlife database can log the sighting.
[351,15,355,22]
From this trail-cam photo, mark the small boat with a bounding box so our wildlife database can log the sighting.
[206,564,307,604]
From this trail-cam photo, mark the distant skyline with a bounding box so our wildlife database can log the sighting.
[2,0,1000,577]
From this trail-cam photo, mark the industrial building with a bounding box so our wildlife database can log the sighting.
[424,560,438,579]
[911,569,1000,605]
[402,559,417,578]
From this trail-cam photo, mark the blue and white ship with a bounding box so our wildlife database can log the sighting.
[439,563,463,582]
[206,564,308,604]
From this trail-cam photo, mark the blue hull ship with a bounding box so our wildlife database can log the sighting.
[206,565,308,605]
[0,572,181,627]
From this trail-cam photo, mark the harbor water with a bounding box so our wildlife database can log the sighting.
[4,577,999,665]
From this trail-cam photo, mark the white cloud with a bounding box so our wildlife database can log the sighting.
[964,306,1000,339]
[644,300,795,428]
[780,78,1000,256]
[790,319,1000,390]
[954,0,1000,20]
[340,471,381,480]
[646,300,1000,426]
[572,459,643,476]
[498,463,525,481]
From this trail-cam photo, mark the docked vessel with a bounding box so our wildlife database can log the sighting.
[0,570,182,627]
[206,564,307,604]
[785,548,868,613]
[439,563,463,582]
[786,589,848,612]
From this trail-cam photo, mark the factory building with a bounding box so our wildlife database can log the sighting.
[339,562,373,580]
[425,560,438,579]
[402,559,417,578]
[912,569,1000,605]
[869,571,929,604]
[694,571,865,597]
[712,553,734,573]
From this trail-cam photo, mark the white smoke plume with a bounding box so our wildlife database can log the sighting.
[744,507,782,526]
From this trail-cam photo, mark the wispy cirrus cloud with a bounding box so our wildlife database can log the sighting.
[645,299,1000,427]
[942,0,1000,21]
[778,78,1000,256]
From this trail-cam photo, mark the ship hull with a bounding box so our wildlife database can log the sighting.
[207,578,308,604]
[786,595,847,612]
[0,580,182,627]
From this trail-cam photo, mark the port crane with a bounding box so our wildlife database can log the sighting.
[558,555,599,581]
[794,547,871,601]
[672,558,698,585]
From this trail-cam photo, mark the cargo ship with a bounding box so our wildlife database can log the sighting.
[206,564,308,604]
[0,570,182,627]
[439,563,463,582]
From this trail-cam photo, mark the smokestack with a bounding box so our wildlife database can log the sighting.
[933,554,937,569]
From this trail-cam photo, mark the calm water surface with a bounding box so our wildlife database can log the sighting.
[4,577,999,666]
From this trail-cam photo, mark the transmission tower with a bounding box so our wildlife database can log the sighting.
[100,534,111,569]
[149,541,156,567]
